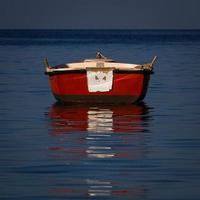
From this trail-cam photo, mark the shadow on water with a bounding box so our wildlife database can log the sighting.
[46,102,153,199]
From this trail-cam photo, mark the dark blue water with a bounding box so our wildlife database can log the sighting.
[0,30,200,200]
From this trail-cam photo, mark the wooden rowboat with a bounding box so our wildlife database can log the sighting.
[45,52,156,104]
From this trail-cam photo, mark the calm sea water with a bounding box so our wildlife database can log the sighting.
[0,30,200,200]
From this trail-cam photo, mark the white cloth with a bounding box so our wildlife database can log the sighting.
[86,68,113,92]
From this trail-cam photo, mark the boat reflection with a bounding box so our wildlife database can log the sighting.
[47,102,152,199]
[86,178,145,197]
[48,102,150,134]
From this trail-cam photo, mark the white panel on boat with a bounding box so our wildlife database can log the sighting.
[86,68,113,92]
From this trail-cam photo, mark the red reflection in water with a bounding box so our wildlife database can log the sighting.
[47,103,151,199]
[112,186,145,196]
[49,183,145,198]
[48,102,150,134]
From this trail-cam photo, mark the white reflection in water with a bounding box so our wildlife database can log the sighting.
[87,109,113,132]
[86,108,115,159]
[86,179,112,197]
[86,142,115,159]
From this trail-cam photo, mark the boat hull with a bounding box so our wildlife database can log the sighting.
[47,71,151,104]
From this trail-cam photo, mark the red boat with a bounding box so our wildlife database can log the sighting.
[45,52,156,104]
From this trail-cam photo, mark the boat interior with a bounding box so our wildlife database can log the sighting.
[45,52,157,73]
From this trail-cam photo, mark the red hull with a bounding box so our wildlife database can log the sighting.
[48,71,151,104]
